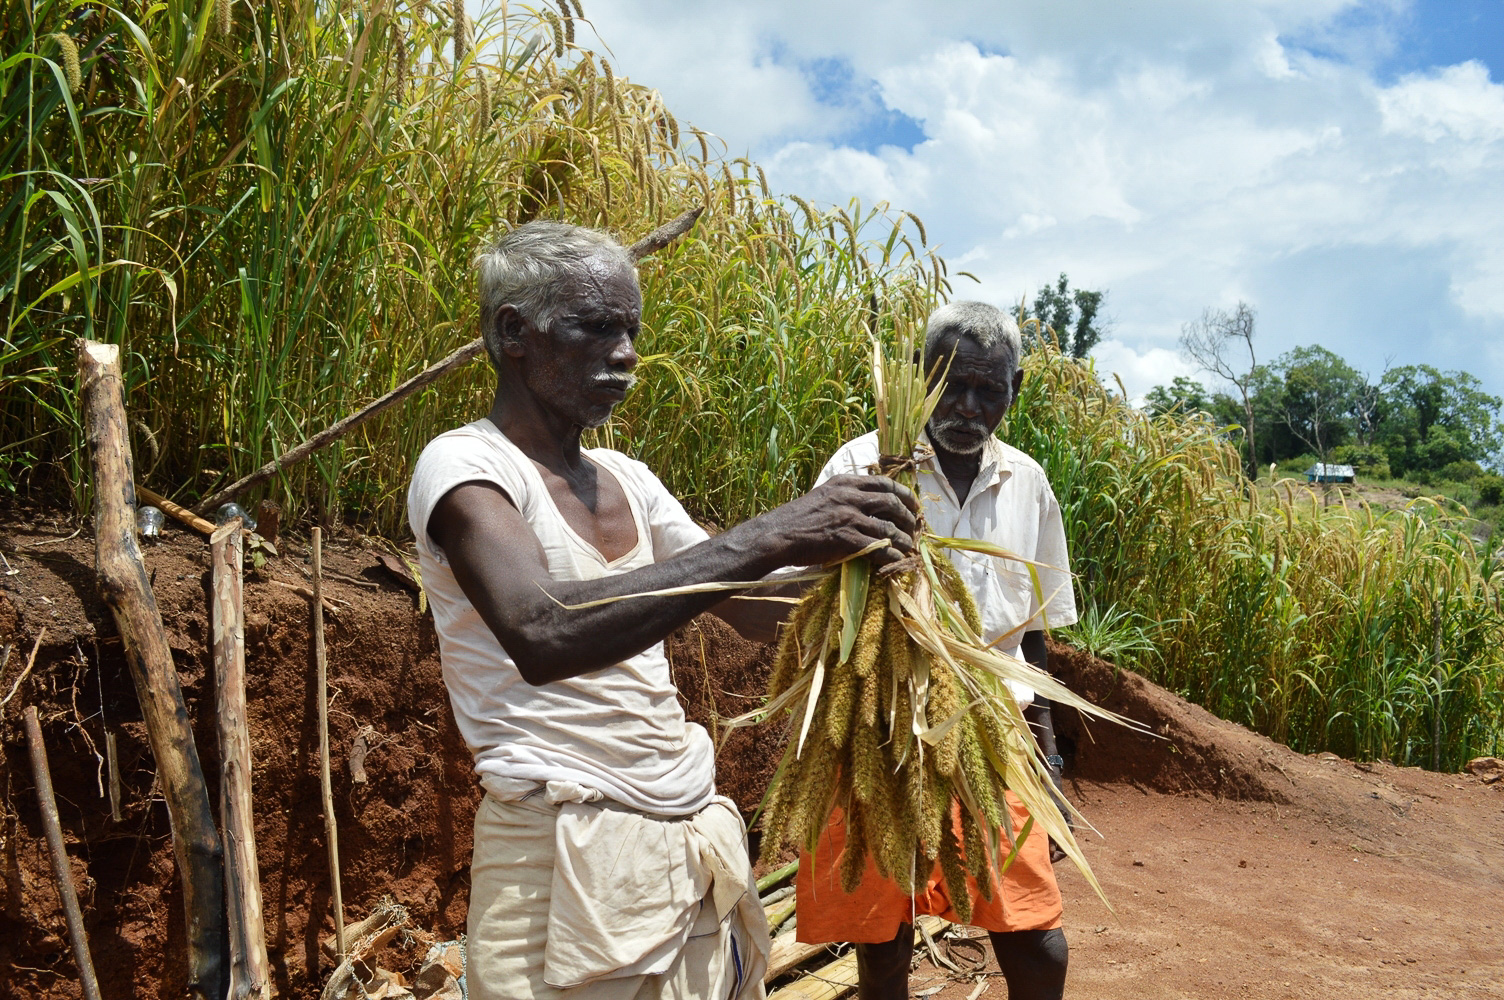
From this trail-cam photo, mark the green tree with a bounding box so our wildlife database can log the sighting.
[1024,273,1107,358]
[1143,376,1212,417]
[1272,345,1367,466]
[1377,365,1503,478]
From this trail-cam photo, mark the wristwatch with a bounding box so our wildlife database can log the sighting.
[1044,754,1064,771]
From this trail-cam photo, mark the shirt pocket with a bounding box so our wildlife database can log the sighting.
[977,556,1036,640]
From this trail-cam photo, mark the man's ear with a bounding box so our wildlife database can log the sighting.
[912,347,923,367]
[1005,367,1025,412]
[494,304,529,358]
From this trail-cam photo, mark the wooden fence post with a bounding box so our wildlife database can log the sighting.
[76,338,227,1000]
[212,519,271,999]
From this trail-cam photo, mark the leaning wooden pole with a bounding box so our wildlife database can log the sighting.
[192,338,488,515]
[76,339,227,1000]
[23,706,105,1000]
[211,519,271,1000]
[312,526,347,961]
[192,207,707,515]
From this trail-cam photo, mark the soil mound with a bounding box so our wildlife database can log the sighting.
[1049,642,1301,803]
[2,513,1500,999]
[1,518,478,1000]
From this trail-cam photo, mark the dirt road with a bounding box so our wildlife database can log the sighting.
[904,759,1504,999]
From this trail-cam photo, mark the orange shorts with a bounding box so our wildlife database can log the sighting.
[795,791,1062,944]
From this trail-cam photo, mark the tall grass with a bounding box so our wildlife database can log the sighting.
[1007,346,1504,770]
[4,0,1498,768]
[1,0,943,527]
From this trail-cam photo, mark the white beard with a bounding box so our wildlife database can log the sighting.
[927,417,988,455]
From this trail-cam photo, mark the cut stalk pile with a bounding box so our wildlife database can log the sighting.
[738,330,1129,918]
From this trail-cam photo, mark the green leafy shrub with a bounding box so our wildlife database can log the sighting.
[1330,444,1390,479]
[1008,348,1504,770]
[1437,460,1485,484]
[1477,474,1504,507]
[0,0,943,530]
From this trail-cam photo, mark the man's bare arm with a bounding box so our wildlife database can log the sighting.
[429,474,916,685]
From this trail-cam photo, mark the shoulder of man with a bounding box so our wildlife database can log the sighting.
[585,446,684,506]
[816,429,881,485]
[585,445,659,484]
[996,440,1053,489]
[413,419,496,462]
[408,420,527,548]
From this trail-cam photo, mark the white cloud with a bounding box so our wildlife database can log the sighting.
[1089,341,1203,406]
[573,0,1504,399]
[1378,61,1504,143]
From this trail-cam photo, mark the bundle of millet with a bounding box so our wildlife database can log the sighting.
[744,333,1128,919]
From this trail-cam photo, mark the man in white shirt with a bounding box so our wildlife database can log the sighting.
[407,221,918,999]
[796,302,1078,1000]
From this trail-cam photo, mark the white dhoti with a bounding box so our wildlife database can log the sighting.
[467,787,769,1000]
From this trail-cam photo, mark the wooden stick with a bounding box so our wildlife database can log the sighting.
[24,706,105,1000]
[76,338,227,1000]
[211,519,271,999]
[193,338,488,515]
[1,627,46,708]
[192,210,706,515]
[628,206,704,260]
[136,483,216,536]
[764,915,949,984]
[313,526,347,961]
[105,731,122,823]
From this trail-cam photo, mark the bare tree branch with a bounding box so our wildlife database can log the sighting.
[1180,302,1259,477]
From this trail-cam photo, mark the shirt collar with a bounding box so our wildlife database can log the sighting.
[916,431,1012,506]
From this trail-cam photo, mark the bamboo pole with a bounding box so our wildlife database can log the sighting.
[756,858,799,894]
[211,519,271,1000]
[23,706,104,1000]
[76,338,226,1000]
[313,527,347,960]
[192,208,706,515]
[136,484,216,536]
[766,948,858,1000]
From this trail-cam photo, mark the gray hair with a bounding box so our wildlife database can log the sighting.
[923,301,1022,375]
[474,221,636,368]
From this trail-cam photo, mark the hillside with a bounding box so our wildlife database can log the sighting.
[2,513,1500,999]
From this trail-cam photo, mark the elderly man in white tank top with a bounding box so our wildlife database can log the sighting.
[407,221,919,1000]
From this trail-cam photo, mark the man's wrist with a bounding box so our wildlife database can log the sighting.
[1045,754,1064,771]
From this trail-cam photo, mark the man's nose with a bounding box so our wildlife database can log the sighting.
[955,390,983,419]
[609,332,639,370]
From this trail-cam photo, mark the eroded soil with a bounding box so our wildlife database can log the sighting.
[2,512,1501,1000]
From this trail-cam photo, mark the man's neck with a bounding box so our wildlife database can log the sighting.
[931,441,983,502]
[488,382,588,477]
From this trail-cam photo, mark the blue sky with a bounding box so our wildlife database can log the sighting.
[573,1,1504,404]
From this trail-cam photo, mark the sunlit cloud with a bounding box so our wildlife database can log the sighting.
[575,0,1504,402]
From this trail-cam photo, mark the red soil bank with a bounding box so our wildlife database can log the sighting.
[2,515,1500,999]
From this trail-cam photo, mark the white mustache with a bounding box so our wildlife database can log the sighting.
[932,416,987,439]
[593,373,637,392]
[929,416,989,453]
